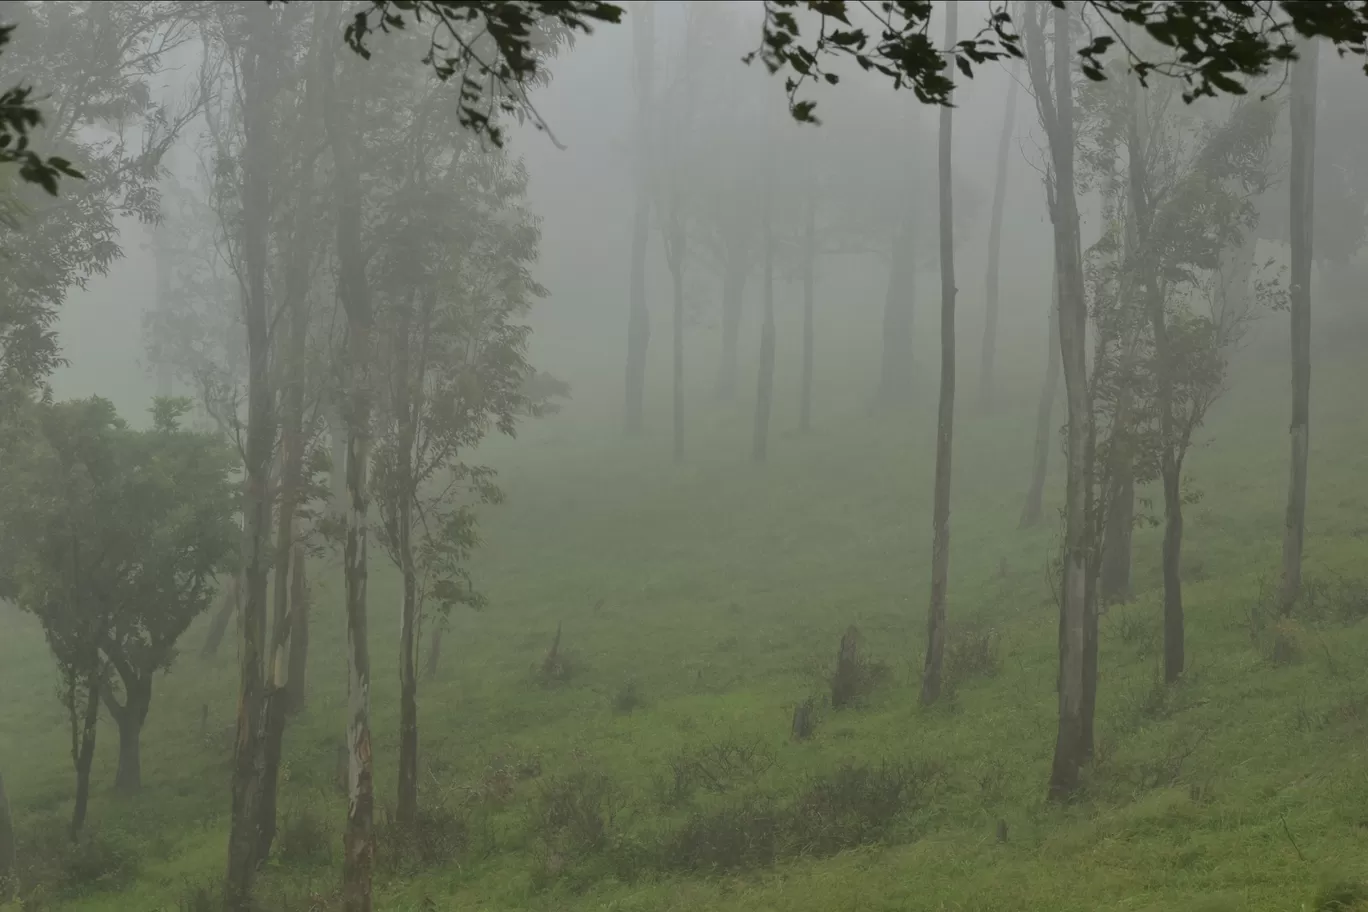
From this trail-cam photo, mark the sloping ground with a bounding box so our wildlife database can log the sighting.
[4,353,1368,912]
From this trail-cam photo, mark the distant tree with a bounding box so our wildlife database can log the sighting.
[751,127,776,463]
[1018,268,1059,529]
[0,770,13,900]
[624,0,653,432]
[921,1,958,707]
[0,397,236,820]
[979,63,1020,412]
[1281,38,1317,611]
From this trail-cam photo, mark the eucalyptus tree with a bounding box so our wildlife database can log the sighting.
[623,0,653,432]
[364,53,547,826]
[979,63,1020,411]
[921,0,957,706]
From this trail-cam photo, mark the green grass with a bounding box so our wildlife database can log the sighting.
[5,344,1368,912]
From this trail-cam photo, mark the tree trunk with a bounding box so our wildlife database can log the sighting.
[69,677,98,841]
[752,182,776,462]
[324,35,375,912]
[670,244,685,464]
[105,669,151,795]
[226,7,279,904]
[258,134,316,863]
[200,575,239,658]
[624,0,654,433]
[799,193,816,432]
[1020,270,1060,528]
[979,64,1019,411]
[285,544,309,714]
[395,286,421,830]
[875,225,915,408]
[0,771,15,900]
[1161,467,1185,682]
[1281,38,1317,610]
[1027,2,1090,803]
[717,253,749,401]
[1099,456,1134,604]
[424,623,443,679]
[921,3,957,706]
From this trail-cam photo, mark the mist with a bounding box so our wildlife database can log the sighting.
[2,3,1367,911]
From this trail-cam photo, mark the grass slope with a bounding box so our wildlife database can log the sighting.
[3,349,1368,912]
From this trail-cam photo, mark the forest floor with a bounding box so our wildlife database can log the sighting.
[5,347,1368,912]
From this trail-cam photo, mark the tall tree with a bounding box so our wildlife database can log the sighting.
[1019,268,1060,529]
[798,189,817,432]
[978,64,1019,411]
[921,0,957,706]
[1022,0,1093,801]
[752,143,776,463]
[623,0,653,433]
[1281,38,1318,611]
[322,17,378,907]
[217,2,285,905]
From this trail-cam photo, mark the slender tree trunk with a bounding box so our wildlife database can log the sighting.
[799,194,816,432]
[324,36,375,912]
[424,624,443,679]
[670,243,685,464]
[1160,466,1185,681]
[285,544,309,713]
[394,288,421,830]
[717,254,749,400]
[752,181,776,462]
[0,771,15,900]
[69,677,98,841]
[201,575,239,658]
[1027,2,1090,803]
[1020,270,1060,528]
[1281,38,1318,611]
[875,225,915,408]
[226,8,279,904]
[1100,452,1134,604]
[624,1,654,433]
[979,65,1019,411]
[921,3,957,706]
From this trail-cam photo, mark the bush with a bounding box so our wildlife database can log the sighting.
[830,626,889,709]
[1313,878,1368,911]
[611,679,643,715]
[376,802,469,874]
[276,806,332,867]
[789,760,942,855]
[943,626,1001,692]
[661,796,783,873]
[655,738,776,807]
[15,824,140,900]
[530,772,621,862]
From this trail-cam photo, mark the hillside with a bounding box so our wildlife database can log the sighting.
[3,348,1368,912]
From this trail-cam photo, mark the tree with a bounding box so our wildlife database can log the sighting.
[1021,0,1092,802]
[624,0,652,432]
[1018,268,1059,529]
[369,83,545,828]
[1281,37,1317,611]
[751,135,776,463]
[0,1,198,411]
[0,397,236,818]
[979,63,1020,411]
[921,0,957,707]
[1117,80,1276,681]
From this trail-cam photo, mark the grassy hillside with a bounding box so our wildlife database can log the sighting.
[4,347,1368,912]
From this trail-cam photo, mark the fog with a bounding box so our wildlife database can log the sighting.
[3,3,1368,911]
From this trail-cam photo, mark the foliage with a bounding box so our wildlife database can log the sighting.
[0,396,238,782]
[0,2,199,405]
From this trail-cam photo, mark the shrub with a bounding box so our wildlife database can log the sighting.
[611,679,643,715]
[830,626,889,709]
[943,625,1001,692]
[789,760,942,855]
[1313,878,1368,911]
[530,772,621,862]
[661,796,783,873]
[656,738,776,807]
[376,802,469,874]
